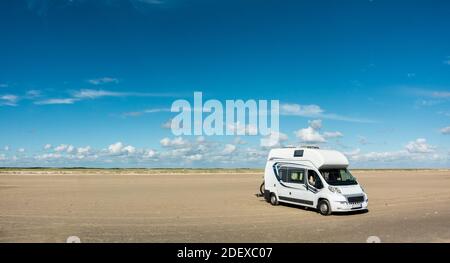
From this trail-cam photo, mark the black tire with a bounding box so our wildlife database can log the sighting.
[259,182,265,195]
[270,193,279,206]
[318,199,332,216]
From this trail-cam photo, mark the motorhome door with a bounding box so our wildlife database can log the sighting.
[276,164,314,206]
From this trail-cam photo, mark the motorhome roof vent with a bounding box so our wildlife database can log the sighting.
[293,150,304,157]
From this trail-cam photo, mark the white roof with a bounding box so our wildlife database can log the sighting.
[267,147,349,169]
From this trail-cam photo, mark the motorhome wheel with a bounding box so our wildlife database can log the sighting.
[259,182,265,195]
[270,193,279,206]
[318,199,331,216]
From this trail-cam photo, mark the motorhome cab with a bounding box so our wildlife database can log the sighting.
[263,147,368,215]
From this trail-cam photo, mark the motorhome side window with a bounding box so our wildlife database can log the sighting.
[279,167,288,182]
[287,168,305,184]
[308,170,323,189]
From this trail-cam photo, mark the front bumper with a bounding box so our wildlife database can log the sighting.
[331,200,368,212]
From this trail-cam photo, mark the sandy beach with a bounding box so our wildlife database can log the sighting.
[1,169,449,243]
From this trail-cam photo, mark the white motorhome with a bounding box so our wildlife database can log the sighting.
[263,147,368,215]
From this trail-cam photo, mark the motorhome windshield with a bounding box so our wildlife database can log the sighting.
[319,169,357,186]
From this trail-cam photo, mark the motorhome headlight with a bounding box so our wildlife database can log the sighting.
[328,186,342,194]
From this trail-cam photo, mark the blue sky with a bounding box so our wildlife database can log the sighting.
[0,0,449,168]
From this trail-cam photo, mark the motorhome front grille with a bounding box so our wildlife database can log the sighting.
[347,195,364,203]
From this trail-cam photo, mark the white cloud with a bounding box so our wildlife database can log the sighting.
[122,108,171,117]
[4,146,9,151]
[309,119,322,130]
[348,149,447,164]
[3,138,260,166]
[0,154,6,161]
[121,111,144,117]
[323,131,344,138]
[35,153,62,160]
[1,94,19,106]
[260,131,289,148]
[88,77,119,85]
[156,136,265,165]
[280,103,374,123]
[233,137,247,145]
[160,137,189,147]
[29,144,97,163]
[77,146,91,154]
[143,149,156,158]
[74,89,175,100]
[223,144,236,154]
[343,148,361,157]
[280,104,323,116]
[35,88,177,106]
[54,144,74,153]
[349,150,409,162]
[416,99,442,107]
[294,119,343,144]
[74,89,123,99]
[18,148,25,153]
[143,108,172,113]
[160,138,171,147]
[431,91,450,98]
[440,126,450,135]
[122,145,136,154]
[186,154,203,161]
[295,126,326,143]
[34,98,78,105]
[108,142,123,154]
[343,138,446,165]
[54,144,66,152]
[196,136,206,143]
[405,138,435,153]
[6,131,447,167]
[226,122,258,135]
[105,142,137,156]
[66,145,75,153]
[408,87,450,99]
[6,134,447,167]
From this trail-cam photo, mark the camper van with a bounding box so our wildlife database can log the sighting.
[263,147,368,215]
